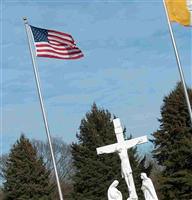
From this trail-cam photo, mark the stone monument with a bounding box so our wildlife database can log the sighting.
[141,173,158,200]
[108,180,122,200]
[96,118,148,200]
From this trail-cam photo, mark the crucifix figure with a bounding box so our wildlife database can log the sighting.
[96,118,148,200]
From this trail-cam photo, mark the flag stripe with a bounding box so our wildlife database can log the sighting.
[48,32,74,43]
[48,35,74,46]
[49,30,74,40]
[37,52,83,59]
[36,43,79,50]
[36,44,79,51]
[37,49,82,55]
[35,42,83,59]
[48,41,64,46]
[37,52,83,57]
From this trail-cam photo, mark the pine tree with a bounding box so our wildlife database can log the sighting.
[3,135,53,200]
[152,82,192,199]
[71,103,151,200]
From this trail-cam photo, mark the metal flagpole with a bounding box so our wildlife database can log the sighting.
[23,17,64,200]
[162,0,192,125]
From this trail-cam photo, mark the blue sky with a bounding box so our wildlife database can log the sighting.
[1,0,191,155]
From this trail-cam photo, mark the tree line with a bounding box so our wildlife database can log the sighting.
[0,82,192,199]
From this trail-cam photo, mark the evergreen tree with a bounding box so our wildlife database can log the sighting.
[3,135,53,200]
[71,103,151,200]
[152,82,192,199]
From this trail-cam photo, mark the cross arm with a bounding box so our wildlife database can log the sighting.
[96,136,148,155]
[124,136,148,149]
[96,143,118,155]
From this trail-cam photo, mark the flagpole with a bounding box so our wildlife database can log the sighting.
[23,17,64,200]
[162,0,192,125]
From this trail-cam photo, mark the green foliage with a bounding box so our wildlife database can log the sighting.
[3,135,53,200]
[152,82,192,199]
[71,103,151,200]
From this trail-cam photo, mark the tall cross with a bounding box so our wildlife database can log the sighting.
[96,118,148,200]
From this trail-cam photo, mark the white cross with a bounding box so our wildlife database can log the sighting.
[96,118,148,200]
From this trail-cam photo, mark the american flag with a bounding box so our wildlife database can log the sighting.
[30,25,84,60]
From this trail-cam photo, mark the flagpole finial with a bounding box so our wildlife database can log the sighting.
[23,17,28,24]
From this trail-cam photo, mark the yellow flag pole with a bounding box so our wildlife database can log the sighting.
[163,0,192,125]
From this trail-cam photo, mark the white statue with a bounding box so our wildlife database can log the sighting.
[96,118,148,200]
[116,147,136,199]
[141,173,158,200]
[108,180,122,200]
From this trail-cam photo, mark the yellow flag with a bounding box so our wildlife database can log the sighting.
[165,0,192,26]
